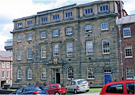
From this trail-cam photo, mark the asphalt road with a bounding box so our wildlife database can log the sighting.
[68,92,100,95]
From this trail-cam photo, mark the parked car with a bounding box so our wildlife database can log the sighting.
[66,79,89,94]
[43,83,66,95]
[100,80,135,95]
[10,86,48,95]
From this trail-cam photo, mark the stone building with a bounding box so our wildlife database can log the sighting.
[11,0,127,87]
[117,14,135,80]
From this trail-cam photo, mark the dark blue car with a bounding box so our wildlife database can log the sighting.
[10,86,48,95]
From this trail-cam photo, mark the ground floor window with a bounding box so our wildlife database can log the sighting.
[87,66,94,79]
[126,67,133,80]
[67,66,74,80]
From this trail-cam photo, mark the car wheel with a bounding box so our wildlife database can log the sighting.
[74,89,77,94]
[55,92,60,95]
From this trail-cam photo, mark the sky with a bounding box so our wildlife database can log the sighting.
[0,0,135,51]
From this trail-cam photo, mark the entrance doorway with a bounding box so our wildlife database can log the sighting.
[104,69,112,84]
[55,69,60,83]
[1,81,6,87]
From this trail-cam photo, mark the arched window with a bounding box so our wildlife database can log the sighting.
[41,68,46,80]
[28,68,32,79]
[67,66,74,80]
[87,66,94,79]
[17,69,21,79]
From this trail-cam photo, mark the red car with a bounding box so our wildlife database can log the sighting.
[100,80,135,95]
[43,83,66,95]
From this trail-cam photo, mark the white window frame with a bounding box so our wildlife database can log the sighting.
[41,17,47,23]
[67,66,74,80]
[2,62,5,68]
[66,28,72,35]
[18,22,22,28]
[125,46,133,58]
[17,69,21,79]
[100,5,109,12]
[17,49,21,60]
[123,27,131,38]
[67,43,73,57]
[86,41,93,55]
[85,25,92,33]
[27,34,32,41]
[102,39,110,54]
[7,62,9,68]
[53,44,59,57]
[7,71,9,78]
[2,71,5,78]
[66,12,72,18]
[126,67,133,80]
[53,30,59,37]
[27,20,32,26]
[87,66,94,79]
[41,68,46,80]
[17,36,22,42]
[28,68,32,79]
[41,32,46,38]
[27,48,32,59]
[85,8,93,14]
[41,46,46,58]
[101,22,109,30]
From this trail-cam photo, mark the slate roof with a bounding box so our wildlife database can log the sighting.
[0,50,12,58]
[116,14,135,25]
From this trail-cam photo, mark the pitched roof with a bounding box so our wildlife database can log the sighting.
[0,50,12,58]
[116,14,135,25]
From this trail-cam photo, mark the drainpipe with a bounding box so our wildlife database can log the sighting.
[118,25,124,80]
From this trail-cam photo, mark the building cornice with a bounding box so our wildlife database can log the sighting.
[13,1,111,22]
[11,13,118,33]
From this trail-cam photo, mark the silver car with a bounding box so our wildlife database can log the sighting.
[66,79,89,94]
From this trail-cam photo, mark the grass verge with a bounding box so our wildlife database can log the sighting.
[66,88,102,94]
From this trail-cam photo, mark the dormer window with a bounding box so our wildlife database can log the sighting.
[18,23,22,28]
[53,15,59,20]
[42,17,47,23]
[85,8,93,14]
[27,21,32,26]
[100,5,108,12]
[66,12,72,18]
[85,25,92,32]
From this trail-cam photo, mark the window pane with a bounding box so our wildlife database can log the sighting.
[102,39,110,54]
[66,28,72,35]
[41,32,46,38]
[27,48,32,59]
[53,44,59,56]
[68,67,74,79]
[123,28,131,37]
[67,43,73,56]
[88,66,94,78]
[126,67,133,79]
[125,46,132,57]
[53,30,59,37]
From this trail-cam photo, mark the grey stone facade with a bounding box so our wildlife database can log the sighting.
[11,1,125,88]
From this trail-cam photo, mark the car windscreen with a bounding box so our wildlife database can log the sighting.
[59,84,64,87]
[77,80,88,85]
[34,86,43,90]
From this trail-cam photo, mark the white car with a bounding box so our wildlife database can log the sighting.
[66,79,89,94]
